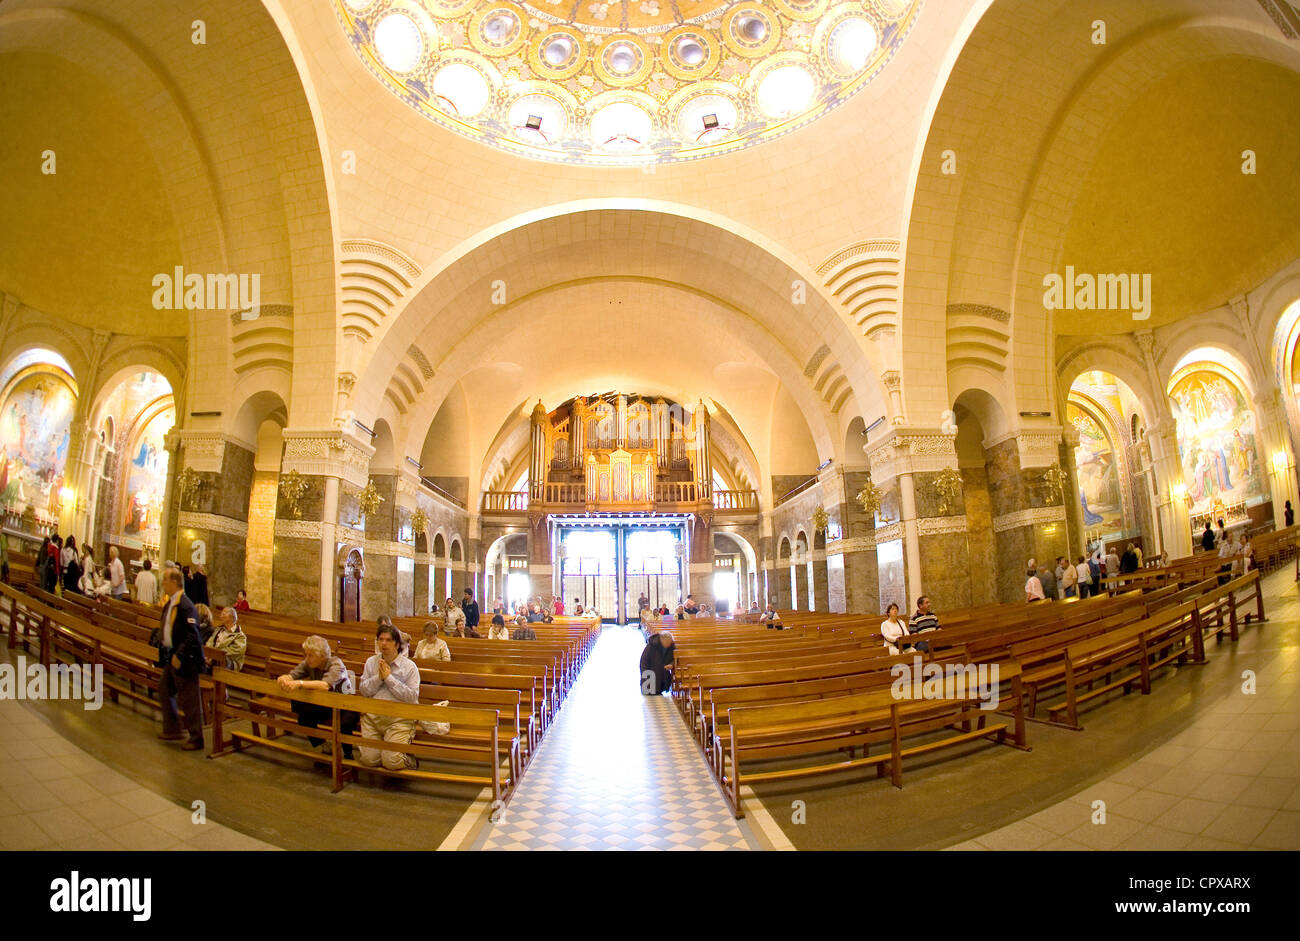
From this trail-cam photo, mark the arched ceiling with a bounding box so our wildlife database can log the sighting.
[1061,55,1300,331]
[0,51,183,336]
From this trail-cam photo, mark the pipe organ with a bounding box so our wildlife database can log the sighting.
[528,394,713,509]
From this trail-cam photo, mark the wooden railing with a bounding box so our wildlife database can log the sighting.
[481,491,529,512]
[714,489,759,510]
[655,481,699,503]
[544,482,588,504]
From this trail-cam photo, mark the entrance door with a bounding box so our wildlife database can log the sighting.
[560,529,617,619]
[625,529,681,618]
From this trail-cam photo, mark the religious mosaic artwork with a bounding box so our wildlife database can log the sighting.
[121,407,174,541]
[0,370,76,518]
[333,0,921,166]
[1067,403,1123,535]
[1168,369,1265,518]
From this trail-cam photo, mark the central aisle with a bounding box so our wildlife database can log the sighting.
[472,626,762,850]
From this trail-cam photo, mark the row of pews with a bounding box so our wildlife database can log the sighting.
[664,559,1271,817]
[0,557,599,804]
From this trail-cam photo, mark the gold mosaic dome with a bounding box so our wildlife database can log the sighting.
[335,0,922,165]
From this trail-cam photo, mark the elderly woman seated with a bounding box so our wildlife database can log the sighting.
[207,606,247,672]
[276,635,360,759]
[413,620,451,661]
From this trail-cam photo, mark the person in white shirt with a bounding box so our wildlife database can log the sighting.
[107,546,127,600]
[1104,548,1120,587]
[413,621,451,661]
[357,619,422,771]
[135,559,158,605]
[1025,567,1045,602]
[1075,556,1093,599]
[442,596,466,635]
[880,603,910,654]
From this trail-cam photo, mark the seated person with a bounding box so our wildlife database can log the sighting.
[233,589,251,612]
[675,604,687,621]
[880,602,929,654]
[413,620,451,661]
[511,621,537,640]
[749,601,761,614]
[638,631,675,695]
[207,606,247,672]
[487,614,512,640]
[526,603,545,623]
[357,620,421,771]
[573,598,584,615]
[194,604,215,645]
[683,595,699,616]
[80,565,111,599]
[277,635,359,759]
[758,602,782,628]
[908,595,939,633]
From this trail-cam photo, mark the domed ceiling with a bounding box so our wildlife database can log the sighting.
[334,0,921,165]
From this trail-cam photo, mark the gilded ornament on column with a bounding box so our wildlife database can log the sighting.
[856,473,884,519]
[811,505,829,534]
[278,469,309,519]
[176,467,202,506]
[933,467,964,515]
[410,507,428,544]
[353,479,385,524]
[1042,463,1069,504]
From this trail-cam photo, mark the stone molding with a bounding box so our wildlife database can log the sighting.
[363,538,415,560]
[865,429,959,479]
[824,534,877,555]
[282,430,376,488]
[946,302,1010,323]
[688,562,713,573]
[177,511,248,538]
[917,515,968,536]
[816,238,901,276]
[983,429,1065,470]
[873,521,904,543]
[530,563,554,575]
[992,505,1066,533]
[275,519,324,540]
[174,431,255,474]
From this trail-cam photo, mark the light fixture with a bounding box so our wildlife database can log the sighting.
[59,487,74,504]
[434,63,490,117]
[757,66,814,120]
[373,11,423,73]
[591,102,652,151]
[1272,451,1289,472]
[828,17,878,73]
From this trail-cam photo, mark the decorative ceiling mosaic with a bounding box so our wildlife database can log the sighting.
[334,0,921,165]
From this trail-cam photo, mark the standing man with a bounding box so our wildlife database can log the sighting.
[1201,522,1216,552]
[108,546,127,601]
[154,567,205,750]
[1037,563,1057,602]
[461,588,480,633]
[135,559,158,606]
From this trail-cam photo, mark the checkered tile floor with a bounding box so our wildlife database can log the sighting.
[476,627,759,850]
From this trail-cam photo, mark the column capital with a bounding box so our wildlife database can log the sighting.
[982,427,1064,470]
[281,429,375,487]
[168,430,256,473]
[863,426,958,481]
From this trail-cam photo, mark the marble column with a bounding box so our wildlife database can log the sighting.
[413,542,430,617]
[688,511,715,611]
[793,554,809,611]
[1148,421,1191,559]
[960,464,998,607]
[827,471,878,614]
[361,474,407,621]
[811,551,829,612]
[527,511,552,603]
[776,561,792,609]
[273,430,375,620]
[173,433,256,606]
[1060,429,1086,559]
[984,435,1068,604]
[911,466,972,613]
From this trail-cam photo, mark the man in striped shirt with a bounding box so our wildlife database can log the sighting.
[909,595,939,634]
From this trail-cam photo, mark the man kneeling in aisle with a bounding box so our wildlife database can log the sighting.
[358,618,422,771]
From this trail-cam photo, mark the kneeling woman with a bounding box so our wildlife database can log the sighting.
[638,631,675,695]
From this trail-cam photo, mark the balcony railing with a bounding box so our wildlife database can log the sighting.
[714,489,758,510]
[654,480,698,503]
[419,477,467,509]
[481,491,528,512]
[773,475,818,507]
[544,482,588,504]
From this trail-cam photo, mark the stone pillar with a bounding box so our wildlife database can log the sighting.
[688,510,714,610]
[274,430,374,620]
[776,561,792,609]
[173,432,256,606]
[1254,388,1292,527]
[960,463,998,607]
[912,465,972,613]
[413,542,430,617]
[793,549,809,610]
[1060,428,1086,558]
[984,433,1068,604]
[1148,421,1191,559]
[811,550,829,612]
[528,511,552,602]
[828,470,878,614]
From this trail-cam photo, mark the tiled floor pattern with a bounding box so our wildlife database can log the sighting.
[0,695,276,851]
[474,626,761,850]
[948,567,1300,851]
